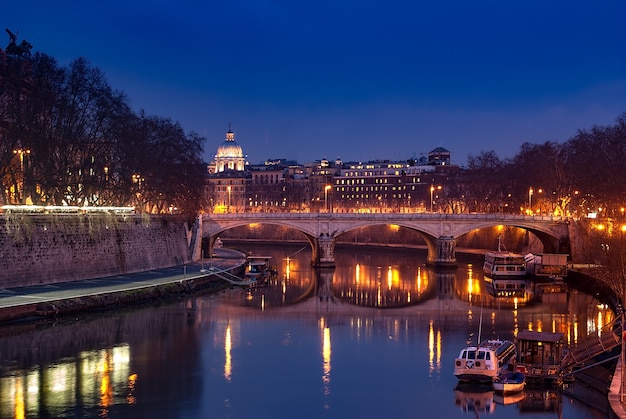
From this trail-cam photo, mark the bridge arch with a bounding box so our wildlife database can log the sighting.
[452,221,568,254]
[200,213,571,267]
[330,221,446,266]
[200,219,320,263]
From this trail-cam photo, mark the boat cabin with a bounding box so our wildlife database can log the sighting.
[515,330,567,383]
[244,256,274,280]
[454,339,516,382]
[483,252,527,277]
[524,253,568,278]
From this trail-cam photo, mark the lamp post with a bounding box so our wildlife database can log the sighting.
[430,185,435,213]
[430,185,441,213]
[324,185,331,212]
[13,147,30,204]
[528,188,534,215]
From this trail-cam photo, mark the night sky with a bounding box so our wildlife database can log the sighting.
[3,1,625,165]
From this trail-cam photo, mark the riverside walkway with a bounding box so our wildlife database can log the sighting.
[0,248,246,321]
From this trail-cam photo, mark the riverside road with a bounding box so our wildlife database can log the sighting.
[0,248,245,315]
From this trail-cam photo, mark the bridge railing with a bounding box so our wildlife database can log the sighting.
[205,212,570,222]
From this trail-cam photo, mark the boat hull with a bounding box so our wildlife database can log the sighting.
[493,372,526,394]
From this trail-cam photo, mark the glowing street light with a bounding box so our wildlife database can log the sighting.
[430,185,441,213]
[13,147,30,204]
[324,184,332,212]
[528,188,534,215]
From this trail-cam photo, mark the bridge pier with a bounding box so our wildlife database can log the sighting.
[315,234,336,268]
[428,235,457,268]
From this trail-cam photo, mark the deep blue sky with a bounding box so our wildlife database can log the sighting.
[3,1,625,165]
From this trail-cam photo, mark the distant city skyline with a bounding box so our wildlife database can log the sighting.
[4,1,625,166]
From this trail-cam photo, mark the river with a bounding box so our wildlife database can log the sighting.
[0,243,617,418]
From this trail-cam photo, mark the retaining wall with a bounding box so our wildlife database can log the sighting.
[0,213,192,288]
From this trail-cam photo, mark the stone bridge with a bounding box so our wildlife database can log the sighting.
[200,213,571,268]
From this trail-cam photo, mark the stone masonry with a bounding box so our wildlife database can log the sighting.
[0,213,192,288]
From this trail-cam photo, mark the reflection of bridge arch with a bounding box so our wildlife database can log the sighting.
[201,213,570,268]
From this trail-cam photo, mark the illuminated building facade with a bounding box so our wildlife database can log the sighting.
[204,128,459,213]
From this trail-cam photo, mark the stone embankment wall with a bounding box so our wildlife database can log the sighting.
[567,218,600,264]
[0,213,192,288]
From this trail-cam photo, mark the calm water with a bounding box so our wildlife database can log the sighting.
[0,243,615,418]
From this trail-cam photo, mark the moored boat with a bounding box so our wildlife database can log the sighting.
[514,330,567,384]
[244,256,275,282]
[483,236,527,278]
[493,371,526,394]
[454,339,517,383]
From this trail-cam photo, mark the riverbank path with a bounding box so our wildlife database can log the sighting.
[0,248,245,314]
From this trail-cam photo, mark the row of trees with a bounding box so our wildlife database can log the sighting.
[1,39,624,221]
[461,113,626,218]
[0,48,206,218]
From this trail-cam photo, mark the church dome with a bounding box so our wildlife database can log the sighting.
[214,126,246,172]
[216,128,244,158]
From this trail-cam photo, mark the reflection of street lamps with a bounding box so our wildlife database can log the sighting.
[528,188,534,215]
[13,147,30,203]
[227,185,231,213]
[324,185,331,212]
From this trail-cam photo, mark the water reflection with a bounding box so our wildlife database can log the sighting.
[1,344,133,419]
[0,244,615,418]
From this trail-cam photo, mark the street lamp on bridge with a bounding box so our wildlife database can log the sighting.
[528,187,534,215]
[324,184,332,212]
[430,185,441,213]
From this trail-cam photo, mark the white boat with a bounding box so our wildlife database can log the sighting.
[493,371,526,394]
[454,339,517,383]
[483,236,527,278]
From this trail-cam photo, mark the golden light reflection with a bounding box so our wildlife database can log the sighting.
[285,257,291,280]
[320,318,332,396]
[427,320,442,374]
[224,323,232,382]
[355,263,360,284]
[127,374,137,405]
[416,266,422,294]
[15,376,25,419]
[1,345,135,416]
[387,266,393,291]
[99,351,113,412]
[388,224,400,232]
[467,264,480,301]
[466,265,481,300]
